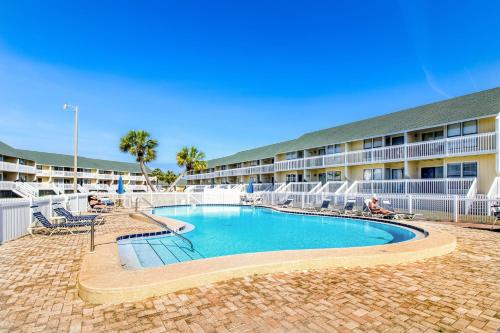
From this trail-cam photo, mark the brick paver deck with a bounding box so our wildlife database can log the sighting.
[0,212,498,332]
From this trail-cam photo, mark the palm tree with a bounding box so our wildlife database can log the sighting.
[176,146,207,174]
[168,147,207,191]
[119,130,158,192]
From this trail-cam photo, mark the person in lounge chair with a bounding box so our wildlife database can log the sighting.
[88,195,108,211]
[368,196,395,216]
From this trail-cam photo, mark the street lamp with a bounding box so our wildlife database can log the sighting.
[63,104,79,194]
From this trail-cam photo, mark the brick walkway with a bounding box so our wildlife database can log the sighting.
[0,213,498,332]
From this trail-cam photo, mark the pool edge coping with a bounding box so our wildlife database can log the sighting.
[78,206,456,305]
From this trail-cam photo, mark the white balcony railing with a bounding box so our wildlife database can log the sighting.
[316,181,349,194]
[0,161,37,174]
[184,164,275,180]
[278,182,321,193]
[346,178,476,196]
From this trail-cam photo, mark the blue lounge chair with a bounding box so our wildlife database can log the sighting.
[52,204,103,224]
[31,210,92,235]
[279,198,293,208]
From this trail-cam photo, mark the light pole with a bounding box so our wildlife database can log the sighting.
[63,104,79,194]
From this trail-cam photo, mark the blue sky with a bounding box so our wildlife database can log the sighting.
[0,1,499,171]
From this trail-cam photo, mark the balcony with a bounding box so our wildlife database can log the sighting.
[184,164,274,180]
[274,132,496,172]
[346,178,476,196]
[0,161,37,174]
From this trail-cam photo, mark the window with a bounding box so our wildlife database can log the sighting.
[286,174,296,183]
[391,136,404,146]
[422,130,444,141]
[318,148,326,156]
[447,121,478,137]
[373,137,383,148]
[364,137,383,149]
[463,162,478,177]
[447,164,462,178]
[286,152,297,160]
[391,169,404,180]
[363,168,383,180]
[447,123,461,137]
[327,144,342,154]
[463,120,478,135]
[446,162,478,178]
[421,167,444,179]
[327,171,341,181]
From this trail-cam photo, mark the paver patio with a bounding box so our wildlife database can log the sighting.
[0,212,498,332]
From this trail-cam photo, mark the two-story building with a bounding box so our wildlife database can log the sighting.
[184,87,500,197]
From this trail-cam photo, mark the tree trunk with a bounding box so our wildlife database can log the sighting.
[140,161,156,192]
[167,171,186,192]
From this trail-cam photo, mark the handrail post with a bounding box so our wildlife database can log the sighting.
[90,220,95,252]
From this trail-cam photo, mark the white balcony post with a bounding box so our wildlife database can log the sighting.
[453,195,459,222]
[496,114,500,176]
[408,194,413,214]
[403,132,409,179]
[344,143,349,181]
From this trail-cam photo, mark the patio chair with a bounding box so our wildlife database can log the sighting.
[52,203,104,224]
[305,199,331,212]
[340,199,360,215]
[381,200,417,220]
[31,209,92,235]
[279,198,293,208]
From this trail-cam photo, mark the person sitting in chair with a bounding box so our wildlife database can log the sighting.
[88,195,107,210]
[368,196,395,216]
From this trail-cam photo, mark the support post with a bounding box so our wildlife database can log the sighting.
[453,195,459,222]
[496,114,500,176]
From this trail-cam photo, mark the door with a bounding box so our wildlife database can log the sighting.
[318,173,326,185]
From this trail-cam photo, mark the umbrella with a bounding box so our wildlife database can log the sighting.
[247,180,254,194]
[117,176,125,194]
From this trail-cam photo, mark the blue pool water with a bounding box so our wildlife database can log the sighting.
[118,205,418,269]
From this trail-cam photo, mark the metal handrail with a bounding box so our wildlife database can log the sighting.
[134,197,194,251]
[138,212,194,251]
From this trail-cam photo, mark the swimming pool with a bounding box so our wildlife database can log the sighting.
[118,205,419,269]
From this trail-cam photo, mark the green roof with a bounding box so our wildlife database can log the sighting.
[0,141,150,173]
[0,141,21,158]
[207,87,500,167]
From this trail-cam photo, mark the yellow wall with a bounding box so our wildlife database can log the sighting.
[479,117,495,133]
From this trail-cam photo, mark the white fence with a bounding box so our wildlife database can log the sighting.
[0,193,88,244]
[259,191,499,224]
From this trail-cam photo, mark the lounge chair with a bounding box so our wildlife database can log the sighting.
[31,209,92,235]
[340,199,360,215]
[279,198,293,208]
[53,204,104,224]
[305,199,331,212]
[381,200,417,220]
[363,199,396,219]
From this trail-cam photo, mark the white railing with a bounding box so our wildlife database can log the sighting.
[274,159,304,172]
[259,191,500,223]
[345,178,476,196]
[0,193,89,244]
[0,161,37,174]
[279,182,321,193]
[407,132,496,160]
[183,164,275,180]
[487,177,500,198]
[346,145,405,165]
[317,181,349,194]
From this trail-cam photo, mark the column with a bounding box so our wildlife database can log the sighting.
[344,143,349,181]
[403,132,409,179]
[496,114,500,176]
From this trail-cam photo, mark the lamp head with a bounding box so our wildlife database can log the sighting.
[63,103,69,110]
